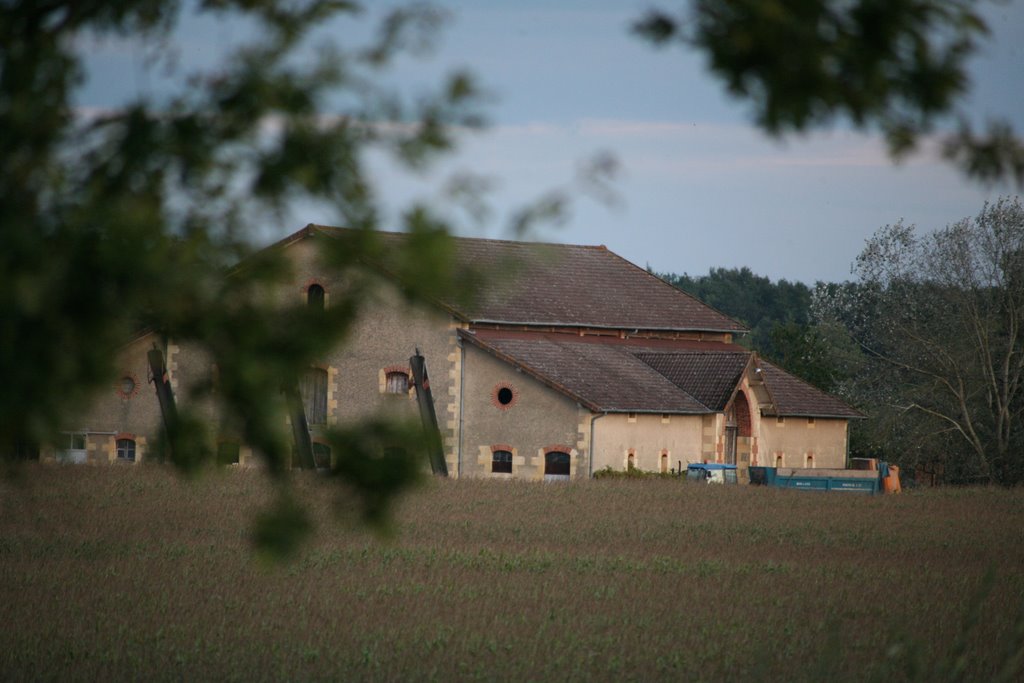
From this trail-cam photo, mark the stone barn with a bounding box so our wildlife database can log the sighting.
[49,225,861,480]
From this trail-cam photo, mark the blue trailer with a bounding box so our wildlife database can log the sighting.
[748,463,898,494]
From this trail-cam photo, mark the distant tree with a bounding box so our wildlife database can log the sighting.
[656,266,847,388]
[634,1,1024,187]
[814,197,1024,484]
[0,1,496,555]
[767,321,850,392]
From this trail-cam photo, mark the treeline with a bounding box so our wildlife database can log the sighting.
[656,197,1024,486]
[654,267,841,392]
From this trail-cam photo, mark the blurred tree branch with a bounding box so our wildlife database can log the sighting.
[634,0,1024,187]
[0,0,490,556]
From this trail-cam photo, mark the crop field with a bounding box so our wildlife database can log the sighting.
[1,466,1023,682]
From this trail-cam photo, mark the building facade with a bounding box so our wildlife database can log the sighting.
[47,225,862,479]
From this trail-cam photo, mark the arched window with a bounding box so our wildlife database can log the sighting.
[307,284,325,310]
[660,451,669,474]
[492,449,513,474]
[806,453,815,469]
[385,370,409,395]
[545,451,570,477]
[300,368,328,425]
[116,438,136,462]
[627,450,636,470]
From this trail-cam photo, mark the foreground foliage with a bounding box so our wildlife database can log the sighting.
[0,0,491,546]
[2,467,1022,681]
[635,0,1024,187]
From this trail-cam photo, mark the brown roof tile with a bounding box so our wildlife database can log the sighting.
[634,351,751,411]
[313,226,746,333]
[461,331,862,419]
[459,331,710,413]
[759,361,864,418]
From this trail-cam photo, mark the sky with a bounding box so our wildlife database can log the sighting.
[77,0,1024,283]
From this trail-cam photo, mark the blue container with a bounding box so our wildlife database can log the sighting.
[769,468,880,494]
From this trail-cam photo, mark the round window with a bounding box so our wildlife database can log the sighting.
[118,374,139,399]
[491,383,518,410]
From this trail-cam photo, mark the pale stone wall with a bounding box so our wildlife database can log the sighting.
[43,333,166,464]
[276,235,460,472]
[591,413,704,474]
[52,234,461,469]
[759,417,848,469]
[55,233,853,476]
[459,343,585,480]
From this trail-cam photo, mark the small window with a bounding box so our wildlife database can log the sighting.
[492,449,513,474]
[545,451,571,476]
[627,412,637,423]
[385,371,409,395]
[806,453,815,468]
[661,414,670,424]
[307,284,325,310]
[627,451,636,470]
[777,416,785,426]
[116,438,136,462]
[497,387,513,405]
[312,443,331,470]
[217,441,240,466]
[775,453,784,468]
[807,417,816,426]
[660,452,669,473]
[58,433,88,464]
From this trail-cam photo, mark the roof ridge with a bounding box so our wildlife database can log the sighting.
[634,349,750,356]
[275,224,751,334]
[629,259,749,334]
[310,224,609,251]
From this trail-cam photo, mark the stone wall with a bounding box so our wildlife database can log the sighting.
[459,343,584,480]
[758,417,848,469]
[591,413,704,474]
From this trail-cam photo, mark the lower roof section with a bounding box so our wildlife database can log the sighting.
[459,329,863,419]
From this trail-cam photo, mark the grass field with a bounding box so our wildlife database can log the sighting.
[2,466,1023,681]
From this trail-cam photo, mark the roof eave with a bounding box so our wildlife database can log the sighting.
[598,408,713,415]
[467,319,746,334]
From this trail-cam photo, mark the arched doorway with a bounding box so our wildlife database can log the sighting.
[724,391,752,465]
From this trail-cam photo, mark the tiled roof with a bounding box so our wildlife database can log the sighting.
[759,361,864,419]
[634,351,750,411]
[311,225,746,333]
[460,331,711,413]
[462,331,862,419]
